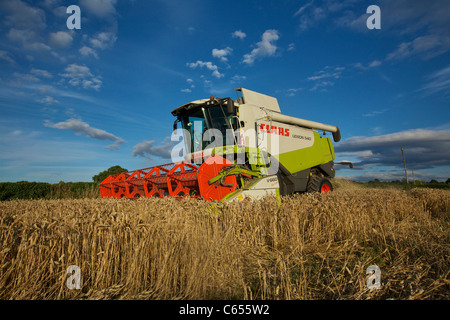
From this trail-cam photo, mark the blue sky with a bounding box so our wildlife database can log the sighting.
[0,0,449,183]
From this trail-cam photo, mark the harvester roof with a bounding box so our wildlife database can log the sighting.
[171,99,209,116]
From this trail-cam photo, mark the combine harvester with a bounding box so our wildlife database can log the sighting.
[99,88,346,203]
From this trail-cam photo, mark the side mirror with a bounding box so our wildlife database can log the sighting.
[227,98,235,114]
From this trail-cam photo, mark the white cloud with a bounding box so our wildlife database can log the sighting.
[6,28,32,42]
[186,78,195,88]
[310,81,334,91]
[1,1,54,54]
[378,0,450,36]
[293,1,313,17]
[335,10,368,32]
[1,0,46,30]
[212,47,233,62]
[307,66,344,91]
[287,88,303,96]
[181,88,192,93]
[335,128,450,170]
[362,108,389,117]
[354,60,382,70]
[336,150,375,159]
[78,32,116,59]
[60,64,102,90]
[81,79,102,90]
[49,31,73,49]
[232,30,246,40]
[387,35,450,61]
[11,130,22,136]
[38,96,59,105]
[242,29,280,65]
[61,64,92,80]
[79,0,117,19]
[230,74,246,84]
[294,0,361,32]
[420,64,450,97]
[79,46,99,59]
[296,6,326,31]
[7,28,50,51]
[31,68,52,79]
[0,50,15,64]
[386,34,450,60]
[307,67,343,81]
[131,138,176,160]
[369,60,382,68]
[13,72,39,83]
[89,32,117,50]
[44,118,124,150]
[41,0,67,17]
[187,60,224,79]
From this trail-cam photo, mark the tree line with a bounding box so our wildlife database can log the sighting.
[365,178,450,190]
[0,166,127,201]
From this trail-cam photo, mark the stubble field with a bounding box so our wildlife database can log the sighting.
[0,182,449,300]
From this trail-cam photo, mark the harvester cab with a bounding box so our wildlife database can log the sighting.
[100,88,343,202]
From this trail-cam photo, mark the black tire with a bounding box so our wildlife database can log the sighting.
[306,176,333,193]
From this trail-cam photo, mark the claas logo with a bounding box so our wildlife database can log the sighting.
[259,123,290,137]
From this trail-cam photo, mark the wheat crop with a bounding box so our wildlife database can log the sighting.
[0,188,448,299]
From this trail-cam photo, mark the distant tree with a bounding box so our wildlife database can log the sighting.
[429,179,438,184]
[92,165,128,183]
[446,178,450,184]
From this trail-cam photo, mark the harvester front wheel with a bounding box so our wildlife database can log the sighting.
[307,176,333,194]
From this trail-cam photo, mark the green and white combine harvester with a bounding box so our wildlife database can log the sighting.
[99,88,349,202]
